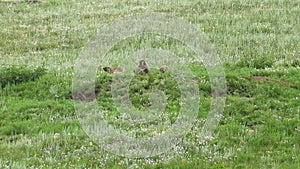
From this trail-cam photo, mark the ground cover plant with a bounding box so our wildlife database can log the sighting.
[0,0,299,168]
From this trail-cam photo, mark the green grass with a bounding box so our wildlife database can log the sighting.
[0,0,300,168]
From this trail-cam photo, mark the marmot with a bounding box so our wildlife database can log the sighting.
[103,67,124,74]
[26,0,40,3]
[134,60,149,74]
[159,65,168,73]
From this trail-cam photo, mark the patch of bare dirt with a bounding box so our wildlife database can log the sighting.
[251,76,289,86]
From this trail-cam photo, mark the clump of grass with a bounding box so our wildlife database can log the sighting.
[94,69,183,138]
[0,65,46,88]
[234,56,274,69]
[128,69,180,111]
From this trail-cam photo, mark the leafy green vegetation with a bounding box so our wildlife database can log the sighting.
[0,0,299,168]
[0,66,46,88]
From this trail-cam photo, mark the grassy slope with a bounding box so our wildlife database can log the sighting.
[0,0,300,168]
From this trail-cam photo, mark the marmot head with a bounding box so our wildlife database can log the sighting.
[160,65,168,72]
[139,60,148,67]
[103,67,113,73]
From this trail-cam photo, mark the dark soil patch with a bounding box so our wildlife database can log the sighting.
[251,76,289,86]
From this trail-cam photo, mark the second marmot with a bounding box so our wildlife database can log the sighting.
[134,60,149,74]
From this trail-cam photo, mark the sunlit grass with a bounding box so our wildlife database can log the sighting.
[0,0,299,168]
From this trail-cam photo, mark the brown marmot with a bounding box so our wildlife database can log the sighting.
[159,65,168,73]
[134,60,149,74]
[103,67,124,74]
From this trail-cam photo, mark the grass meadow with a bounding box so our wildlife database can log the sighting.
[0,0,300,168]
